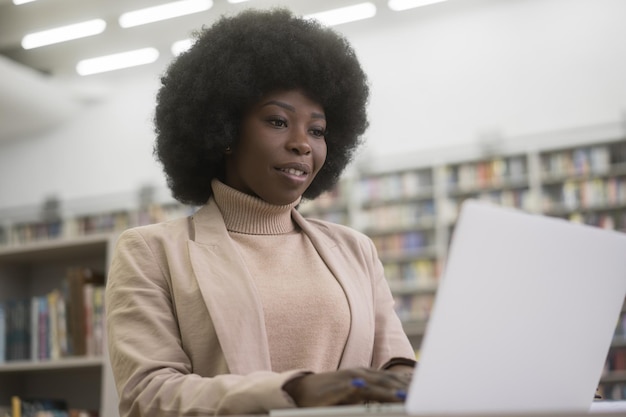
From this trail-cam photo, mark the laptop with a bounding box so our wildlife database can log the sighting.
[271,199,626,416]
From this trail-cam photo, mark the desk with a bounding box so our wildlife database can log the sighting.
[270,401,626,417]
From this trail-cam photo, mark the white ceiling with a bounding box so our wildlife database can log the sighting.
[0,0,420,143]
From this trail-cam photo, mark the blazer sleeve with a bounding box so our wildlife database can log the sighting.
[365,236,417,368]
[105,228,306,416]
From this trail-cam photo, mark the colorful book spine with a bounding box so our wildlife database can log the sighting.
[38,295,49,360]
[30,296,39,361]
[0,302,5,363]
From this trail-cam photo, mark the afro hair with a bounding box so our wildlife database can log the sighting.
[154,7,370,206]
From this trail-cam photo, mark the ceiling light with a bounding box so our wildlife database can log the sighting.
[388,0,447,12]
[171,39,193,56]
[119,0,213,28]
[227,0,250,3]
[12,0,38,4]
[21,19,107,50]
[305,2,376,26]
[76,47,160,76]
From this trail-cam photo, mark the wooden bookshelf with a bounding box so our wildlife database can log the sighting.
[0,356,104,372]
[0,234,118,417]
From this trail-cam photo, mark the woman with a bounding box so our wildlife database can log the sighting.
[105,7,416,416]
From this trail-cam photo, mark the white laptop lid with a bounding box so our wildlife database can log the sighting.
[406,200,626,415]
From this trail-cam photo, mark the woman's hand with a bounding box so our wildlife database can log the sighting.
[385,364,414,380]
[282,368,409,408]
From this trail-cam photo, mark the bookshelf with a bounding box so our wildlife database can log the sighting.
[1,122,625,402]
[302,125,626,379]
[600,306,626,400]
[355,166,440,335]
[539,141,626,230]
[297,176,354,225]
[0,234,118,417]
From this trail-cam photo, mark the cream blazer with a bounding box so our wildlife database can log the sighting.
[106,198,415,416]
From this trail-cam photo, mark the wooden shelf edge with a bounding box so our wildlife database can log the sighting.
[600,370,626,384]
[390,283,438,295]
[0,356,104,373]
[0,232,113,256]
[402,319,428,337]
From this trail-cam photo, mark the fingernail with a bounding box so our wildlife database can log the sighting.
[396,390,407,400]
[351,377,367,388]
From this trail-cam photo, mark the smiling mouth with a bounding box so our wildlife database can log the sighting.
[278,167,307,177]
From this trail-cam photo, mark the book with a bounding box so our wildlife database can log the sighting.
[83,283,94,356]
[30,296,39,361]
[56,293,69,358]
[11,396,68,417]
[47,290,60,360]
[5,298,31,361]
[91,286,105,356]
[37,295,49,360]
[65,267,104,356]
[0,302,5,363]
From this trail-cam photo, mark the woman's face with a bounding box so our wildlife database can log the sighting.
[224,89,327,205]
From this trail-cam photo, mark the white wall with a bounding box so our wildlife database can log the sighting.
[0,76,165,211]
[1,0,626,211]
[352,0,626,159]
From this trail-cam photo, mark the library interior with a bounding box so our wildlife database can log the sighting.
[1,0,626,416]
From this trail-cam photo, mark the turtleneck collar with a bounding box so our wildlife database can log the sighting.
[211,179,301,235]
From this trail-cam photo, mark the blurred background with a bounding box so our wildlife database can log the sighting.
[1,0,625,210]
[2,0,626,410]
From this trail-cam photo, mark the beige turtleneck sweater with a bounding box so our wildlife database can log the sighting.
[212,179,351,373]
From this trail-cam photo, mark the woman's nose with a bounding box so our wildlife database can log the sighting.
[288,129,312,155]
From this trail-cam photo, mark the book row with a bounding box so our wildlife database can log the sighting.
[370,231,435,259]
[0,267,104,362]
[4,143,626,250]
[311,143,625,205]
[5,396,98,417]
[605,347,626,374]
[542,177,626,212]
[383,259,441,285]
[0,203,195,247]
[361,201,436,231]
[445,156,528,190]
[567,212,626,232]
[541,144,620,178]
[442,191,534,221]
[394,293,435,322]
[358,170,434,202]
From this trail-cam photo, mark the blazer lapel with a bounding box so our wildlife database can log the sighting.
[292,209,375,369]
[187,200,272,374]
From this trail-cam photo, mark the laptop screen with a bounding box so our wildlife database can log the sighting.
[406,200,626,414]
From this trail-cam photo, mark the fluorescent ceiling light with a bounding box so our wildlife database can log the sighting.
[22,19,107,50]
[12,0,38,4]
[119,0,213,28]
[171,38,193,55]
[305,2,376,26]
[388,0,447,12]
[76,47,160,76]
[227,0,250,3]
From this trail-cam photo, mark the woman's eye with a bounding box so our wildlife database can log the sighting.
[310,127,326,138]
[267,118,287,128]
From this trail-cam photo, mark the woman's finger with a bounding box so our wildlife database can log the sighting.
[348,368,410,391]
[340,376,407,405]
[283,368,411,408]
